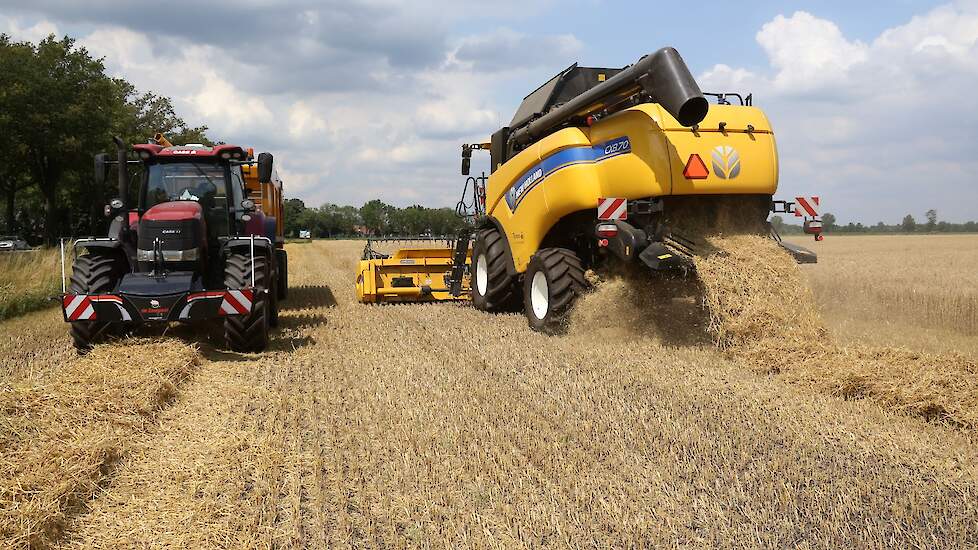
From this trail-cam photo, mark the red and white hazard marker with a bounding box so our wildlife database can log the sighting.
[63,294,96,321]
[220,289,254,316]
[597,197,627,221]
[794,196,820,218]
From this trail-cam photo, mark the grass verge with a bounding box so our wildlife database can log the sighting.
[0,249,67,321]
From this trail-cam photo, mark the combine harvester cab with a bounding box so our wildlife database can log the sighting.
[61,135,288,352]
[356,237,471,303]
[456,47,821,332]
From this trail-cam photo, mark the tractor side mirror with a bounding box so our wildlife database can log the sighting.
[257,152,274,183]
[94,153,110,186]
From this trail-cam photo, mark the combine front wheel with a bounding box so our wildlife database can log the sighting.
[523,248,586,335]
[223,253,270,352]
[471,228,520,312]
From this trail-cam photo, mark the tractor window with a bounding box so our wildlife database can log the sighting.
[146,163,230,238]
[146,163,226,207]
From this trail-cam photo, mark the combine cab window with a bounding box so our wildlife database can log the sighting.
[146,163,230,238]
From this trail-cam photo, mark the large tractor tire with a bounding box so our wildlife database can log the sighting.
[523,248,587,335]
[223,253,270,352]
[69,252,127,352]
[268,276,280,328]
[276,249,288,300]
[471,228,520,312]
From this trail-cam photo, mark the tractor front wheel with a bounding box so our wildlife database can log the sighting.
[471,228,520,312]
[522,248,587,335]
[223,253,270,352]
[69,252,127,352]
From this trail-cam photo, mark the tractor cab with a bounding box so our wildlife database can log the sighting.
[123,143,260,286]
[65,135,287,353]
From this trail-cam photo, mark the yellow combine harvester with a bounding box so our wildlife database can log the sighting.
[356,46,819,332]
[356,238,471,303]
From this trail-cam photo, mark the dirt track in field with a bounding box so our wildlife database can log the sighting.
[3,240,978,548]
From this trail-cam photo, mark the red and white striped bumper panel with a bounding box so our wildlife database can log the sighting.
[177,289,254,320]
[62,294,132,322]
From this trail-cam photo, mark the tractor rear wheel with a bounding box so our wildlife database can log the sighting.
[523,247,587,335]
[471,228,520,312]
[223,253,270,352]
[69,252,127,352]
[269,272,280,328]
[276,249,288,300]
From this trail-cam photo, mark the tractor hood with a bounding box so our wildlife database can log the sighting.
[142,200,203,222]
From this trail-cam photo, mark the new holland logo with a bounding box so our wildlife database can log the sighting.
[711,145,741,179]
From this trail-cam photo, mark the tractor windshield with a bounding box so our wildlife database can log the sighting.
[146,163,226,208]
[145,162,230,238]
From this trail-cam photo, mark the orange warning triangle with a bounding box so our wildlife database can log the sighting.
[683,153,709,179]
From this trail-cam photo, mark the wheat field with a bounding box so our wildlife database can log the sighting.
[1,237,977,548]
[787,234,978,355]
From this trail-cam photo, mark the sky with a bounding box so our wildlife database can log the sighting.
[2,0,976,224]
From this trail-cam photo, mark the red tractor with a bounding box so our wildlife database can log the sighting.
[62,136,287,352]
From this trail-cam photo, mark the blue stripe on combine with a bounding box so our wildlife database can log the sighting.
[505,136,631,211]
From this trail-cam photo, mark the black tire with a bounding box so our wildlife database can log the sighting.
[69,252,127,352]
[223,253,270,352]
[276,249,288,300]
[523,248,587,335]
[470,228,520,312]
[269,271,280,328]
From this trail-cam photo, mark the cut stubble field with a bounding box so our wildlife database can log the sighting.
[2,235,977,548]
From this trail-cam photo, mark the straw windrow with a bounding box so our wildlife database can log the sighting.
[693,234,978,428]
[0,340,198,548]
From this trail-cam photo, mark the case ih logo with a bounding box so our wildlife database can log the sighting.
[711,145,741,179]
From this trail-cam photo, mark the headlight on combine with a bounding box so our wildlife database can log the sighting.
[136,248,199,262]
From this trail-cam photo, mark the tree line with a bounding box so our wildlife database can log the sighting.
[0,34,210,244]
[284,199,468,238]
[772,209,978,235]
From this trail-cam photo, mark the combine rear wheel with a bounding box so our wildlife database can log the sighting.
[471,228,520,312]
[69,252,127,352]
[523,248,587,335]
[223,253,270,352]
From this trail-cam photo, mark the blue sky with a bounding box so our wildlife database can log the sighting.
[2,0,976,223]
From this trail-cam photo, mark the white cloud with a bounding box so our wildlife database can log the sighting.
[756,12,868,93]
[1,16,59,43]
[699,4,978,223]
[287,101,328,140]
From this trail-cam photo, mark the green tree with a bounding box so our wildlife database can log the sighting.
[925,209,937,232]
[821,212,837,231]
[283,198,307,237]
[17,35,129,242]
[0,36,37,233]
[360,199,393,235]
[901,214,917,233]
